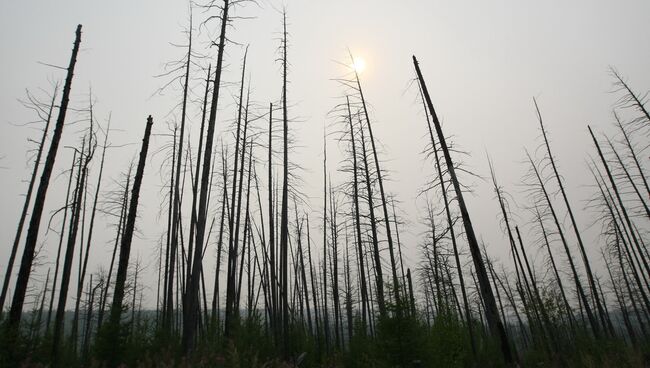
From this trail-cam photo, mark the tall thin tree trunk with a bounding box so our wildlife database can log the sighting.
[183,0,230,353]
[97,169,130,330]
[0,85,58,315]
[223,49,249,342]
[417,78,476,351]
[46,152,77,333]
[413,56,513,364]
[52,139,90,360]
[346,97,369,331]
[525,150,599,336]
[73,122,108,347]
[105,115,154,363]
[614,114,650,197]
[357,111,386,319]
[590,126,650,287]
[534,100,607,335]
[279,11,291,357]
[351,53,398,311]
[9,24,82,329]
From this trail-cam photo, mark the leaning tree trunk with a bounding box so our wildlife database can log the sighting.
[351,54,399,311]
[525,150,600,336]
[606,136,650,218]
[413,56,513,364]
[105,115,154,364]
[614,115,650,197]
[9,24,82,329]
[535,100,608,335]
[0,86,58,315]
[417,78,476,352]
[534,206,575,330]
[590,126,650,285]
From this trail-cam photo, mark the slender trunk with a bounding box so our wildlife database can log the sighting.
[351,53,398,311]
[163,129,177,330]
[390,199,407,297]
[0,86,58,314]
[46,152,77,333]
[535,100,606,335]
[9,25,82,329]
[611,68,650,126]
[347,98,368,330]
[357,111,386,318]
[344,233,353,344]
[97,170,129,329]
[606,137,650,218]
[73,124,108,346]
[328,184,341,348]
[176,15,194,289]
[183,0,230,353]
[211,172,228,328]
[52,140,89,359]
[525,150,599,336]
[106,115,154,362]
[413,56,513,363]
[306,216,322,353]
[592,161,650,317]
[234,141,252,313]
[406,269,416,317]
[33,268,50,340]
[534,206,575,330]
[224,47,248,338]
[279,12,291,357]
[417,78,475,349]
[295,209,313,336]
[614,115,650,197]
[322,130,331,349]
[590,126,650,288]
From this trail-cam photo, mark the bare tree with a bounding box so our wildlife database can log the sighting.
[9,24,82,329]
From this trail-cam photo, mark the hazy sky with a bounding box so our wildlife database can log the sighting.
[1,0,649,308]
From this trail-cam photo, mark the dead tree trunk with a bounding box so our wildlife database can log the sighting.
[417,78,476,351]
[9,24,82,329]
[322,130,331,350]
[97,168,130,329]
[73,121,108,347]
[413,56,513,364]
[351,53,398,311]
[357,111,386,319]
[525,150,599,335]
[346,97,369,330]
[52,139,90,359]
[182,0,230,353]
[534,100,607,335]
[279,11,291,357]
[45,152,77,333]
[105,115,154,363]
[225,69,250,335]
[0,86,58,315]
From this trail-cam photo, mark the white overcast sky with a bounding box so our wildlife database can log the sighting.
[1,0,649,307]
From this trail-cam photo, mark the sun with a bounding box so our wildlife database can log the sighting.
[352,57,366,73]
